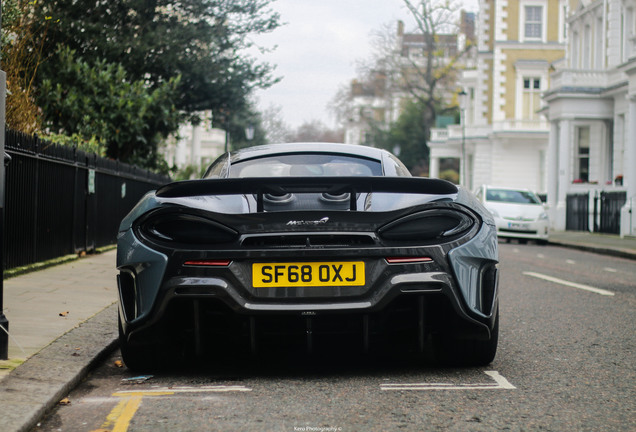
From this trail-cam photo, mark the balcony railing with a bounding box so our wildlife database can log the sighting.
[550,69,608,89]
[430,128,449,142]
[491,119,549,131]
[430,121,543,143]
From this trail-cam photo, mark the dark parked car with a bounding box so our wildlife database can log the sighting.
[117,143,499,370]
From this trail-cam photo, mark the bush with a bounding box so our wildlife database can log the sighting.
[439,169,459,184]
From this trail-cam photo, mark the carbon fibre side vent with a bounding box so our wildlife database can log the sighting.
[118,271,137,322]
[480,263,498,316]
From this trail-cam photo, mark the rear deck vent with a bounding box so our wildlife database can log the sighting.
[263,192,294,204]
[320,192,350,203]
[242,234,375,248]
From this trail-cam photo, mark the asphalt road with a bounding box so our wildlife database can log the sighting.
[32,243,636,432]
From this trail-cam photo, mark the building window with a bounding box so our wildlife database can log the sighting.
[583,24,591,68]
[623,6,635,61]
[373,108,385,123]
[605,120,614,185]
[524,5,543,39]
[595,17,604,69]
[467,87,475,126]
[572,30,579,68]
[576,126,590,183]
[522,77,541,120]
[562,5,568,42]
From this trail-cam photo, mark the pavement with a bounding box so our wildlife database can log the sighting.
[0,232,635,432]
[0,250,119,432]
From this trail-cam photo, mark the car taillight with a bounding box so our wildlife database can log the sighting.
[378,209,474,241]
[138,212,238,245]
[183,259,232,266]
[385,257,433,264]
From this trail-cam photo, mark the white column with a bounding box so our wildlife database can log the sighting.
[429,156,440,179]
[547,120,559,229]
[191,124,201,168]
[620,95,636,237]
[555,119,571,231]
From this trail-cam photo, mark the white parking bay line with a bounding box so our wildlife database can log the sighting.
[380,371,515,391]
[485,371,516,389]
[113,385,252,396]
[523,272,615,296]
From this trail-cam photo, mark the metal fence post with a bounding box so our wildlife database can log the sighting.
[32,134,39,262]
[0,0,9,358]
[593,190,599,233]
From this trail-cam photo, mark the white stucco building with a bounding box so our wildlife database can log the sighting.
[162,111,226,174]
[543,0,636,237]
[429,0,567,194]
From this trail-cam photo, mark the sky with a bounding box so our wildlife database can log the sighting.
[248,0,479,130]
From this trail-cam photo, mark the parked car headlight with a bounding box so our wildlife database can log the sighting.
[539,212,548,220]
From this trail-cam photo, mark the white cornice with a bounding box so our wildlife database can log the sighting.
[495,41,567,50]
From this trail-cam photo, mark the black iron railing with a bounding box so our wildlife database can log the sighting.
[598,191,626,235]
[3,129,170,270]
[566,190,627,234]
[566,193,589,231]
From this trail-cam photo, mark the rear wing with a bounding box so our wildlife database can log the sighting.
[156,176,458,212]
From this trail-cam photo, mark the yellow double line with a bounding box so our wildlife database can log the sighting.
[96,386,252,432]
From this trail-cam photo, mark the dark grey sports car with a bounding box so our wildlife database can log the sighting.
[117,143,499,370]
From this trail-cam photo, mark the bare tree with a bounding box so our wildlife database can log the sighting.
[329,83,355,126]
[260,105,292,144]
[329,22,397,130]
[288,120,344,143]
[330,0,473,168]
[398,0,470,114]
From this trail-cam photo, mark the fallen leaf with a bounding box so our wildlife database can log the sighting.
[59,311,70,317]
[59,397,71,405]
[114,360,124,368]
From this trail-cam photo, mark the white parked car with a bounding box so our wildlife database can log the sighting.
[474,185,549,244]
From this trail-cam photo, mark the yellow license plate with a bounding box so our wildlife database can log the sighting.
[252,261,365,288]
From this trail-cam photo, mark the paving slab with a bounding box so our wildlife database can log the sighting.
[0,303,118,432]
[1,250,118,361]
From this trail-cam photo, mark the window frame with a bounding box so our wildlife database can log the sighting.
[520,1,547,43]
[575,126,590,183]
[514,62,548,121]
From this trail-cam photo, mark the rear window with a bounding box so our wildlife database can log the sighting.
[228,154,383,178]
[486,189,541,204]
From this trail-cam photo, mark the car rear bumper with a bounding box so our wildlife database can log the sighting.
[117,223,499,351]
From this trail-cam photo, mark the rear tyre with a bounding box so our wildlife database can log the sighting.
[118,316,159,372]
[434,310,499,367]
